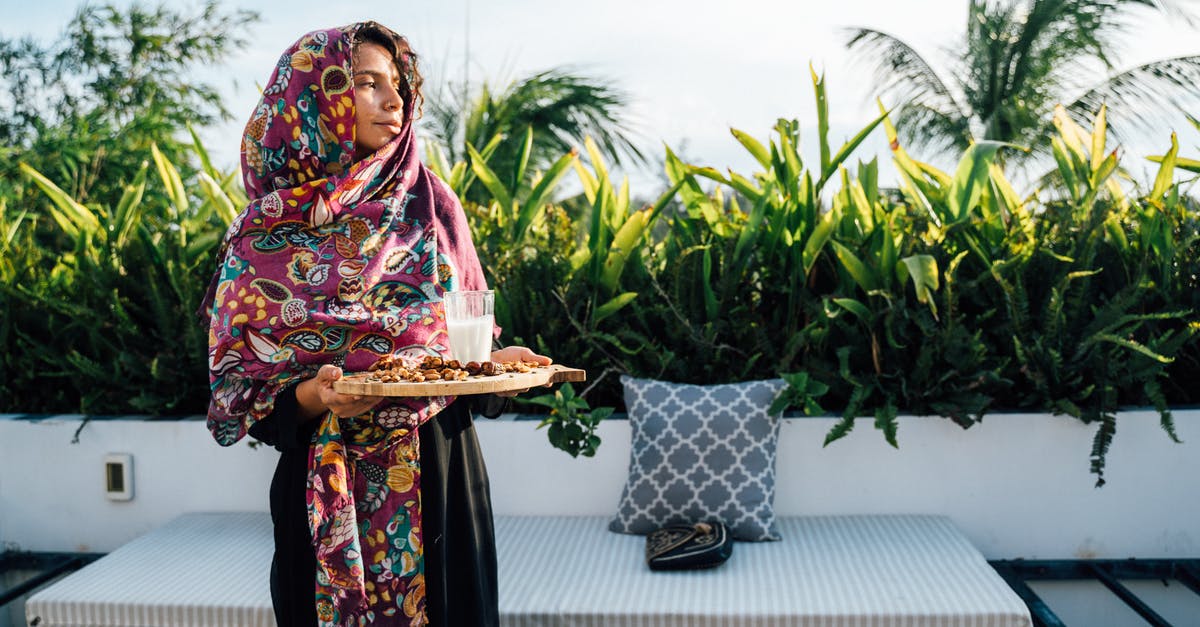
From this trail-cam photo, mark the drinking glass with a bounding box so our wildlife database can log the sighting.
[443,290,494,364]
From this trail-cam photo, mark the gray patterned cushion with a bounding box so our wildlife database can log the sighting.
[610,376,786,541]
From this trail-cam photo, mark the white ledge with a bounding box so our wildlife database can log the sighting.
[0,409,1196,559]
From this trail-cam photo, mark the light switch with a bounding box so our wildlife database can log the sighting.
[104,453,133,501]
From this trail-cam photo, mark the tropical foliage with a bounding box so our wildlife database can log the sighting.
[0,2,253,416]
[2,136,244,416]
[0,1,257,204]
[3,4,1198,481]
[845,0,1200,159]
[425,69,1197,479]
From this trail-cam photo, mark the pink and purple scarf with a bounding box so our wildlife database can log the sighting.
[204,23,486,626]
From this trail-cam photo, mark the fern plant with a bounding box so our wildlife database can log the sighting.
[887,105,1196,484]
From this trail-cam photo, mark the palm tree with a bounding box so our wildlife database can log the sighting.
[846,0,1200,159]
[422,69,644,203]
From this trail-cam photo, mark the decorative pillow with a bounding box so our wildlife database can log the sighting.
[610,376,787,541]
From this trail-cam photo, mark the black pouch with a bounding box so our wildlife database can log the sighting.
[645,521,733,571]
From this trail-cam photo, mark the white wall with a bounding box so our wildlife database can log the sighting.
[0,417,277,553]
[482,410,1200,559]
[1,410,1197,559]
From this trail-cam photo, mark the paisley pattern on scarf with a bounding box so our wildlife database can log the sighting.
[205,23,488,627]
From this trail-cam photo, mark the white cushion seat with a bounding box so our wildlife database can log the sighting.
[496,515,1032,626]
[25,512,274,627]
[27,512,1031,627]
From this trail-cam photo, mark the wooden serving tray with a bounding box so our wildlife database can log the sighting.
[333,364,586,397]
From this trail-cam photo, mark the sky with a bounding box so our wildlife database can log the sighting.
[6,0,1200,192]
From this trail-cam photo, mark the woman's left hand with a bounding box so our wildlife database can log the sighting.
[490,345,552,397]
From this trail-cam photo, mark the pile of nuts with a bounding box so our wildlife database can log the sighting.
[365,355,542,383]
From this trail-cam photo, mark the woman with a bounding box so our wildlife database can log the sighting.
[202,21,542,627]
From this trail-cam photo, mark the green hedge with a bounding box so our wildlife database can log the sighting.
[4,74,1197,481]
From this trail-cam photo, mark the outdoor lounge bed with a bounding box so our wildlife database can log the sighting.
[26,511,1031,626]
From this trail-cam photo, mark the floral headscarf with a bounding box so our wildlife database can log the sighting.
[205,22,486,626]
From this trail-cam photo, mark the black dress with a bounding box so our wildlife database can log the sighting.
[248,388,504,627]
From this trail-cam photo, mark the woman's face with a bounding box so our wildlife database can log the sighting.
[353,42,405,159]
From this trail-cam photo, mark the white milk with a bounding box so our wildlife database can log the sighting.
[447,314,493,363]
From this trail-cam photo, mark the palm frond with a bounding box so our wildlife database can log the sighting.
[1019,1,1193,69]
[846,28,966,114]
[493,69,645,167]
[852,0,1197,163]
[893,102,974,156]
[1066,55,1200,143]
[1003,2,1095,98]
[423,68,643,201]
[845,28,971,156]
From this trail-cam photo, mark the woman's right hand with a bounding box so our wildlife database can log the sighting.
[295,364,383,422]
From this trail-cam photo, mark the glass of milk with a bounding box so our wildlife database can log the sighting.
[443,289,494,364]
